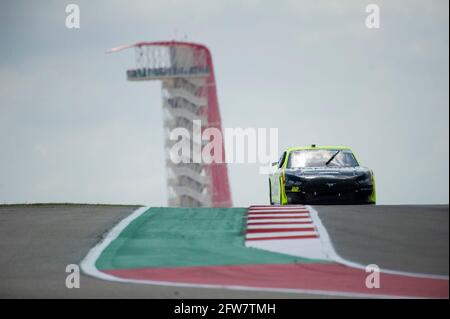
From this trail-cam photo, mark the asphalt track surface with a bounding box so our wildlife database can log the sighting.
[0,204,448,298]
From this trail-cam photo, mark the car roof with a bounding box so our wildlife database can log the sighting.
[286,145,353,152]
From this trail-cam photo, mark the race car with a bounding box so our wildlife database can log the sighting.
[269,145,376,205]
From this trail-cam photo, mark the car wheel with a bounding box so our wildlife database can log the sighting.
[279,178,283,205]
[269,180,274,205]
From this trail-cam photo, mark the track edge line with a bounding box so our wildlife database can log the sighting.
[306,205,449,281]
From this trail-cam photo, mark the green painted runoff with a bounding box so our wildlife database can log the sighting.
[96,207,329,270]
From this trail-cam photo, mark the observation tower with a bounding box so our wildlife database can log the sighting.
[108,41,232,207]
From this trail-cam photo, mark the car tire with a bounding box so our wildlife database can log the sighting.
[269,180,274,205]
[279,178,283,205]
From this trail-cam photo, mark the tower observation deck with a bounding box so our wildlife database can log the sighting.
[108,41,232,207]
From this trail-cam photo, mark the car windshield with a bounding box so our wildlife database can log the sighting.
[287,149,359,168]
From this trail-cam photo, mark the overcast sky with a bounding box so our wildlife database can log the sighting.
[0,0,448,206]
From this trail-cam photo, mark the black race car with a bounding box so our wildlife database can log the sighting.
[269,145,376,204]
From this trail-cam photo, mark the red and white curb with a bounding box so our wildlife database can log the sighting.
[80,205,449,298]
[245,205,449,281]
[245,205,328,260]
